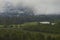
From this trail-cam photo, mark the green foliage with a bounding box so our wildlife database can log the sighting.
[56,36,60,40]
[20,22,60,34]
[0,29,59,40]
[46,35,56,40]
[0,29,45,40]
[0,22,60,40]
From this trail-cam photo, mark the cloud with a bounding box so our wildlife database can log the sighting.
[0,0,60,14]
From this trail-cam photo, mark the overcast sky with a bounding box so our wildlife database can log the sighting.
[0,0,60,14]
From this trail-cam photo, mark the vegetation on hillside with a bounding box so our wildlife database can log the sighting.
[0,22,59,40]
[0,29,59,40]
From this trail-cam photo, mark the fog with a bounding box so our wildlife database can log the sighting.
[0,0,60,15]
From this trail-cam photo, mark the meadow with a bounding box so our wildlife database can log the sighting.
[0,22,60,40]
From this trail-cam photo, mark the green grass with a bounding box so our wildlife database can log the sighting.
[0,22,60,34]
[0,29,59,40]
[0,22,60,40]
[20,22,60,34]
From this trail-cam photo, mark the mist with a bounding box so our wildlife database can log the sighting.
[0,0,60,15]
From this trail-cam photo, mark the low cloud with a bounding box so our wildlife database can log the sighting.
[0,0,60,14]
